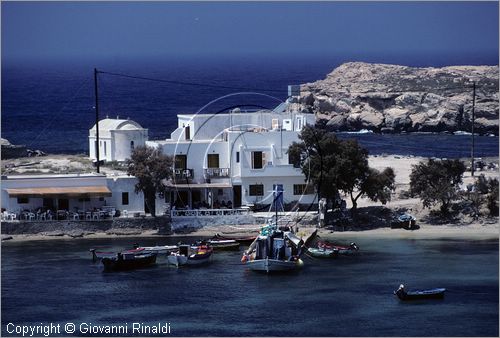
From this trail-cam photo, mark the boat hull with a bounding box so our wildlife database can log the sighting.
[102,254,157,271]
[307,247,337,258]
[246,258,302,273]
[395,288,446,301]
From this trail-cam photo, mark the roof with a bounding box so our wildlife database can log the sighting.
[4,186,112,197]
[166,182,232,189]
[90,118,144,132]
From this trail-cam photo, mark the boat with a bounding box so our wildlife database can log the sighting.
[101,252,157,271]
[90,247,146,262]
[241,222,310,273]
[307,247,338,258]
[167,243,213,267]
[394,284,446,301]
[394,213,417,229]
[131,244,178,254]
[206,239,240,251]
[316,240,359,255]
[214,233,256,245]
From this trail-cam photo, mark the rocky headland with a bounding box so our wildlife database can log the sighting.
[299,62,499,134]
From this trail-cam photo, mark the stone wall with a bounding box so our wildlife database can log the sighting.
[171,214,257,230]
[1,216,171,235]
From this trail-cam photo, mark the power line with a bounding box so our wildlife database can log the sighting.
[97,70,285,93]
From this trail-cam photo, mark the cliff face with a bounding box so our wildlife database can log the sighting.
[299,62,499,134]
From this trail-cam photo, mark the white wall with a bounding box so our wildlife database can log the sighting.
[106,176,145,214]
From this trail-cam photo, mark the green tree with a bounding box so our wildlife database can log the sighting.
[127,146,173,216]
[409,159,465,214]
[288,125,396,211]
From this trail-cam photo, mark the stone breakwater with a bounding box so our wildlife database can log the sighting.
[1,216,171,236]
[299,62,499,134]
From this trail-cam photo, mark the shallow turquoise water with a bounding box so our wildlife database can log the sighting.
[1,235,498,336]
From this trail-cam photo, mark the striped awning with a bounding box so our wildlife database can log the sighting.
[5,186,112,197]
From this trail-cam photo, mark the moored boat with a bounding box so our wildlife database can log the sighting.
[101,252,157,271]
[132,244,178,255]
[214,233,256,245]
[394,284,446,301]
[317,240,359,255]
[90,247,146,262]
[167,243,213,267]
[307,247,338,258]
[207,239,240,251]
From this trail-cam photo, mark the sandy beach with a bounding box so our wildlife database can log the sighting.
[3,155,498,243]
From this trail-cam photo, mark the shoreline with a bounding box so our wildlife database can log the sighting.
[3,222,498,243]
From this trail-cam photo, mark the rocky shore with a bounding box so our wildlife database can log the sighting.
[299,62,499,134]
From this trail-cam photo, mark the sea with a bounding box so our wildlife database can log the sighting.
[1,55,498,158]
[1,235,498,337]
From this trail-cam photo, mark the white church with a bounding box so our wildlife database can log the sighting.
[88,87,317,214]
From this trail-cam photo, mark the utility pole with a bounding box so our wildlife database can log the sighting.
[471,81,476,177]
[94,68,100,173]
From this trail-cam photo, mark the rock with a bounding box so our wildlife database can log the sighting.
[1,235,13,241]
[300,62,499,134]
[40,231,65,237]
[65,230,85,238]
[105,228,142,236]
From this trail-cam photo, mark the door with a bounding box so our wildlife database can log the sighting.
[58,198,69,211]
[174,155,187,169]
[233,185,242,208]
[272,184,284,211]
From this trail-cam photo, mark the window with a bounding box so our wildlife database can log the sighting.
[272,118,279,130]
[218,189,223,196]
[207,154,219,168]
[174,155,187,169]
[130,140,135,151]
[17,197,29,204]
[293,184,315,195]
[252,151,264,169]
[236,151,240,163]
[104,141,107,156]
[249,184,264,196]
[185,125,191,140]
[122,192,129,205]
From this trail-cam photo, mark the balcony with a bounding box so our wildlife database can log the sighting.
[173,168,194,181]
[204,168,230,178]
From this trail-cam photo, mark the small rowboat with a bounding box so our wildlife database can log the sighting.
[207,239,240,251]
[102,252,157,271]
[317,240,359,255]
[214,233,256,245]
[394,284,446,301]
[132,244,178,255]
[307,247,338,258]
[167,243,213,267]
[90,248,145,262]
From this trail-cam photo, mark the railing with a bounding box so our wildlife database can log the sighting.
[204,168,230,178]
[174,168,194,180]
[171,208,250,217]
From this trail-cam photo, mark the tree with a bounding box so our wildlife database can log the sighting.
[127,146,173,216]
[409,159,465,214]
[288,125,396,211]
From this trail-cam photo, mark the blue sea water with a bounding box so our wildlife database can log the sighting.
[1,236,498,337]
[1,56,498,158]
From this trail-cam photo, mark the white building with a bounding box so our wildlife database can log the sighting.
[147,95,318,212]
[89,118,148,162]
[1,173,147,218]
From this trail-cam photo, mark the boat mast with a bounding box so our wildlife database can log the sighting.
[94,68,100,173]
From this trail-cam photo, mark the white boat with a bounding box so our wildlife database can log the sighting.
[245,256,304,273]
[167,244,213,267]
[242,223,307,273]
[135,245,178,254]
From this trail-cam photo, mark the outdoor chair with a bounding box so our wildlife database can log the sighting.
[40,212,47,221]
[72,213,80,220]
[92,212,100,220]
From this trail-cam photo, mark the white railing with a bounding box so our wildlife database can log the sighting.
[171,208,250,217]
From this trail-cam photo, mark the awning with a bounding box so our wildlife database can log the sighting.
[166,183,232,189]
[5,186,112,198]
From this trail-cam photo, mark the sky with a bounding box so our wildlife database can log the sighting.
[1,1,499,64]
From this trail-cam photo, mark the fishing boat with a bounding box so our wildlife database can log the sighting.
[317,240,359,255]
[167,243,213,267]
[307,247,338,258]
[206,239,240,251]
[101,252,157,271]
[241,223,306,273]
[394,284,446,301]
